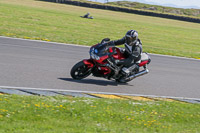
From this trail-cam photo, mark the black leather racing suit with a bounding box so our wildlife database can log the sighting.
[105,37,142,67]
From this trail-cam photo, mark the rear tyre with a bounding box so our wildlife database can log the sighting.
[70,61,92,80]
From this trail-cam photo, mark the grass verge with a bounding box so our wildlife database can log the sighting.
[0,0,200,59]
[0,94,200,132]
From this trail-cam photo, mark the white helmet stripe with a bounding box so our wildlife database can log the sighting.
[131,30,134,36]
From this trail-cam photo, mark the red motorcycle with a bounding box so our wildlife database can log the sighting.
[70,39,151,83]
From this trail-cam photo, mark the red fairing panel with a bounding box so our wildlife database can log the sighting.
[83,59,94,68]
[139,60,148,67]
[95,55,109,64]
[112,48,125,60]
[99,66,111,75]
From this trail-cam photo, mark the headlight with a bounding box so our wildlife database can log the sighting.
[91,52,100,60]
[90,48,100,60]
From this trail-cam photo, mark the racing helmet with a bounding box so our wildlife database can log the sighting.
[125,30,138,46]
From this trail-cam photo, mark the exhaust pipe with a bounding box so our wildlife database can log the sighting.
[126,69,149,81]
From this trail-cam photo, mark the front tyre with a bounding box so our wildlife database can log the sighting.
[70,61,92,80]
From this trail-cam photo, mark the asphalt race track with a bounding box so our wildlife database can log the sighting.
[0,36,200,99]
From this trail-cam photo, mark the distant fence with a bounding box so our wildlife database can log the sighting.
[42,0,200,23]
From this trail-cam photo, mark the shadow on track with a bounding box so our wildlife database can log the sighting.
[58,78,133,86]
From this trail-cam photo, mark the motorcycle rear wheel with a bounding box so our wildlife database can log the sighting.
[70,61,91,80]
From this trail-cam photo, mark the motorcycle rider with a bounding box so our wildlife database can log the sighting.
[103,30,142,76]
[82,12,90,18]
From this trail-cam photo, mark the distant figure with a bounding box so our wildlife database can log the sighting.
[80,12,93,19]
[83,12,90,18]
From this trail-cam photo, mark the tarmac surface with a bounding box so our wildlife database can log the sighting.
[0,36,200,99]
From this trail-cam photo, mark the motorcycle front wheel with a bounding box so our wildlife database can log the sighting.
[70,61,92,80]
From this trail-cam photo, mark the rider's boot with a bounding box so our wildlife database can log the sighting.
[121,64,139,76]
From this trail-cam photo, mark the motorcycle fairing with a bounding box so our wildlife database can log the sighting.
[83,59,94,68]
[112,48,126,60]
[139,60,149,67]
[83,58,111,76]
[97,66,111,75]
[94,55,109,64]
[139,53,151,67]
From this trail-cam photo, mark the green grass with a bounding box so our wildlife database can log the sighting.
[0,94,200,132]
[0,0,200,59]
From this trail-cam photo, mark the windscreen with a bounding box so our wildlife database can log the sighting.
[91,43,109,57]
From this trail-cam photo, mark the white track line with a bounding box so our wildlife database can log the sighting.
[149,53,200,61]
[0,85,200,101]
[1,36,199,61]
[0,36,90,48]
